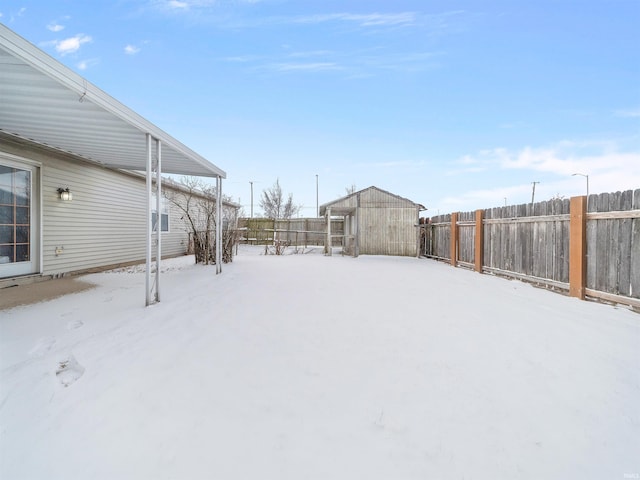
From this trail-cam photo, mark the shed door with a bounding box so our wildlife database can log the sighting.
[0,159,39,278]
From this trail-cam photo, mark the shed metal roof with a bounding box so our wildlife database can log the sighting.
[320,186,425,216]
[0,24,225,179]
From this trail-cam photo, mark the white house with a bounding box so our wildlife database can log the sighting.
[0,24,227,304]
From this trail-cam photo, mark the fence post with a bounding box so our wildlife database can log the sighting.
[450,212,458,267]
[474,209,484,273]
[569,196,587,299]
[326,208,332,256]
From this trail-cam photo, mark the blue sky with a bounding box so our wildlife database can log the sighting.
[2,0,639,216]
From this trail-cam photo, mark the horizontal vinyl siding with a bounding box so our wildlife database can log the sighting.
[2,139,191,276]
[43,156,149,274]
[163,201,191,256]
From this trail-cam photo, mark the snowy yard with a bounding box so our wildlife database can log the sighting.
[1,246,639,479]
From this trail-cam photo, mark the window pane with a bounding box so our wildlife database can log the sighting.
[0,187,12,205]
[152,212,158,232]
[16,207,29,224]
[16,244,29,262]
[14,170,29,188]
[16,226,29,243]
[15,187,29,206]
[0,245,13,263]
[161,213,169,232]
[0,206,13,224]
[0,225,14,243]
[0,166,12,188]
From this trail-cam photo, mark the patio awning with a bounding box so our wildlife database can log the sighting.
[0,24,225,179]
[0,24,227,306]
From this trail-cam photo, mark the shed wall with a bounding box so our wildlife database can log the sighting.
[358,206,418,256]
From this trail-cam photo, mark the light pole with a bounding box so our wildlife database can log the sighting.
[315,174,319,217]
[249,181,254,218]
[572,173,589,198]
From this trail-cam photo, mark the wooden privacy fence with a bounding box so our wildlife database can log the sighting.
[237,218,344,247]
[422,189,640,309]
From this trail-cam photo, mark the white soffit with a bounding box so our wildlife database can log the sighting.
[0,24,225,179]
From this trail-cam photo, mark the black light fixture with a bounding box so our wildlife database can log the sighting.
[57,187,73,201]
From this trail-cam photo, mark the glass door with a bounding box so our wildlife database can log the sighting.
[0,160,39,277]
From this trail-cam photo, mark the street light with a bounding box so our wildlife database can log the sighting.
[249,181,254,218]
[572,173,589,198]
[316,174,319,217]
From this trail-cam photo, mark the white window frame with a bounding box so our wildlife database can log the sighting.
[0,152,41,277]
[151,193,169,233]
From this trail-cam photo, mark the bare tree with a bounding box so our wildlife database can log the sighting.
[345,184,357,195]
[165,177,239,264]
[259,179,300,219]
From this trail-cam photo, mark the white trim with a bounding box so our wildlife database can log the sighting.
[0,24,225,179]
[216,176,222,274]
[151,193,170,233]
[155,139,162,301]
[0,153,41,277]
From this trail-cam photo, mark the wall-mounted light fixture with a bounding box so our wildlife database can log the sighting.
[57,187,73,201]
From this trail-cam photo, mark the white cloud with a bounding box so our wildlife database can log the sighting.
[124,44,141,55]
[499,146,640,181]
[293,12,417,28]
[47,22,65,32]
[615,108,640,118]
[168,0,189,8]
[54,34,92,55]
[222,55,260,63]
[354,160,427,169]
[441,142,640,211]
[4,7,25,21]
[77,58,99,70]
[451,141,638,177]
[287,50,334,59]
[269,62,341,73]
[227,47,440,78]
[440,183,527,209]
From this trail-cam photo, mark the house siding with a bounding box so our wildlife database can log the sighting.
[1,137,209,278]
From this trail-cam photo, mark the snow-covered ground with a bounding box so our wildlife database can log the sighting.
[1,246,639,479]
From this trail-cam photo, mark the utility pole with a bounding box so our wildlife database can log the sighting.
[316,174,319,217]
[249,181,254,218]
[531,181,540,206]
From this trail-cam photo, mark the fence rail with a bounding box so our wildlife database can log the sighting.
[236,218,344,247]
[422,189,640,309]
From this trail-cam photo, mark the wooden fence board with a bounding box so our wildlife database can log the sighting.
[594,193,609,292]
[630,189,640,298]
[586,210,597,289]
[425,189,638,305]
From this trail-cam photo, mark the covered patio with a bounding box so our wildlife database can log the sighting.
[0,24,226,305]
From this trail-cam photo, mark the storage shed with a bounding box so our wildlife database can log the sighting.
[319,186,425,257]
[0,24,227,305]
